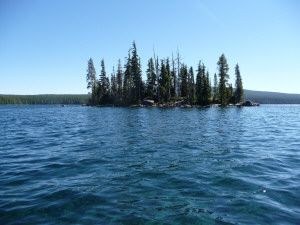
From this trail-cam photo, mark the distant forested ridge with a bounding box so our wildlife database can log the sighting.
[0,94,89,105]
[1,91,299,105]
[86,41,244,106]
[243,90,300,104]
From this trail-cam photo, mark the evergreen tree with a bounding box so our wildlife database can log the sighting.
[189,67,195,103]
[217,54,230,105]
[196,61,204,104]
[176,50,181,97]
[146,58,156,99]
[111,67,117,103]
[234,64,244,103]
[165,58,171,102]
[86,58,97,104]
[116,59,123,103]
[196,62,210,105]
[98,59,110,104]
[100,59,107,87]
[131,41,142,103]
[154,56,160,102]
[86,58,96,90]
[213,73,219,102]
[159,60,168,102]
[180,64,188,98]
[227,83,234,103]
[202,71,211,105]
[171,53,177,98]
[123,51,132,104]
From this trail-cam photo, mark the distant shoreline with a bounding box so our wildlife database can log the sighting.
[1,89,300,105]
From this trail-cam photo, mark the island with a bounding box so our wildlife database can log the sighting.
[86,41,259,108]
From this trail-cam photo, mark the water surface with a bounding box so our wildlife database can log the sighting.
[0,105,300,224]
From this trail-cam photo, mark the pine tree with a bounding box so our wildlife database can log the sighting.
[227,83,234,103]
[202,71,211,105]
[146,58,156,99]
[165,58,171,102]
[123,50,132,104]
[111,67,117,103]
[180,64,188,98]
[86,58,97,104]
[217,54,230,105]
[116,59,123,103]
[196,61,203,104]
[159,60,168,102]
[171,53,177,98]
[155,56,160,102]
[86,58,96,90]
[234,64,244,103]
[100,59,107,87]
[213,73,219,102]
[176,50,181,97]
[131,41,142,103]
[98,59,110,104]
[189,67,195,103]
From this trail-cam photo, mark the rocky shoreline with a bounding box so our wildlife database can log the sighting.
[83,100,260,108]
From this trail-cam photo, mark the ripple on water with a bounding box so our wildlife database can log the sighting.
[0,105,300,224]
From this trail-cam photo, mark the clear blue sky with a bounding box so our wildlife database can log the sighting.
[0,0,299,94]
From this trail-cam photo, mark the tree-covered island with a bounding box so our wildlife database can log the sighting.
[86,41,257,107]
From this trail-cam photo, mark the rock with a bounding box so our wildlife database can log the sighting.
[143,99,154,106]
[209,104,221,107]
[242,100,260,106]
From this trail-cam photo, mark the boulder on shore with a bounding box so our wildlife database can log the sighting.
[242,100,260,106]
[142,99,154,106]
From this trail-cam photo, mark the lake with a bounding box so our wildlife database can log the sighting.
[0,105,300,224]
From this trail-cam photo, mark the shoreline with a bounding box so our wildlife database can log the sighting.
[85,100,260,108]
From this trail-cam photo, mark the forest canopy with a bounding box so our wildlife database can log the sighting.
[0,95,89,105]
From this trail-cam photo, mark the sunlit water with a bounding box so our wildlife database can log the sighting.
[0,105,300,224]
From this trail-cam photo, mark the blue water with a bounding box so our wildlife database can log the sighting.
[0,105,300,224]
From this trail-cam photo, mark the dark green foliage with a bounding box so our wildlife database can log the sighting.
[213,73,219,102]
[217,54,230,105]
[86,58,96,90]
[195,62,211,105]
[84,43,250,106]
[227,83,234,103]
[98,59,111,104]
[155,56,160,102]
[146,58,156,100]
[243,90,300,104]
[165,58,171,102]
[202,71,212,105]
[234,64,244,103]
[159,60,167,102]
[86,58,97,104]
[170,54,177,98]
[180,64,188,98]
[0,95,89,105]
[123,51,132,104]
[110,67,117,103]
[131,41,142,102]
[188,67,195,103]
[116,59,123,103]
